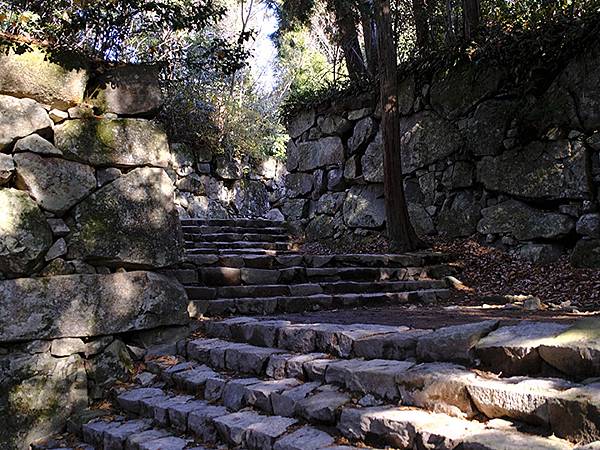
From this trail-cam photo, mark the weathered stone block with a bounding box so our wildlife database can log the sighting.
[571,239,600,268]
[477,200,574,241]
[14,152,96,214]
[0,271,189,342]
[343,185,385,229]
[68,167,183,267]
[0,188,53,276]
[297,137,344,171]
[92,64,162,115]
[0,95,53,150]
[54,118,170,168]
[0,48,88,109]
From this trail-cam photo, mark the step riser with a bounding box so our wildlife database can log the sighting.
[181,219,284,228]
[189,290,450,317]
[185,267,445,287]
[186,242,293,250]
[182,226,287,234]
[185,280,447,300]
[184,233,290,243]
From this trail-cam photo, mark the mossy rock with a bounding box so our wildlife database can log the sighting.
[0,47,89,109]
[54,118,170,168]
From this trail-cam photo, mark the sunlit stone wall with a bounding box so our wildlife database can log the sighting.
[284,43,600,268]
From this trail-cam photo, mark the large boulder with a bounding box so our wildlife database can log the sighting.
[288,110,315,139]
[285,173,314,198]
[571,239,600,268]
[0,271,189,342]
[0,95,52,150]
[0,352,87,450]
[232,180,270,217]
[54,118,170,168]
[436,191,482,237]
[465,100,518,156]
[478,200,574,241]
[348,117,375,153]
[297,137,345,172]
[0,188,53,276]
[13,152,96,214]
[430,63,505,119]
[343,185,385,228]
[477,140,588,200]
[92,64,162,115]
[526,43,600,132]
[399,111,463,174]
[0,48,88,109]
[362,130,384,183]
[68,167,183,267]
[0,154,14,185]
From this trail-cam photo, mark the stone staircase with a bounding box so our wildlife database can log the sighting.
[165,218,454,317]
[48,316,599,450]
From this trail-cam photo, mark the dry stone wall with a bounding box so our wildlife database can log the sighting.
[0,48,196,449]
[283,42,600,267]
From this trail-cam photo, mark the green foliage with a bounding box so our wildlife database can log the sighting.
[0,0,246,69]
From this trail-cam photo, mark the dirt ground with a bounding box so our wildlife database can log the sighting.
[268,305,596,329]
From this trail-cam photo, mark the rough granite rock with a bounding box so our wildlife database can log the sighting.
[362,130,384,183]
[68,167,184,267]
[0,95,53,150]
[436,191,482,238]
[343,184,385,228]
[477,200,574,241]
[297,137,345,172]
[0,352,87,450]
[0,188,53,276]
[0,271,189,342]
[285,173,314,198]
[571,239,600,268]
[287,110,315,139]
[477,140,588,200]
[233,180,270,217]
[399,111,463,174]
[14,152,96,214]
[92,64,163,115]
[318,114,351,135]
[348,117,375,153]
[465,100,518,156]
[416,320,499,364]
[475,322,570,376]
[13,134,63,156]
[54,118,170,168]
[0,153,14,184]
[0,48,88,109]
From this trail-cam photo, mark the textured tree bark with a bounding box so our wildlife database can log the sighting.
[330,0,367,81]
[412,0,430,49]
[462,0,480,40]
[374,0,424,252]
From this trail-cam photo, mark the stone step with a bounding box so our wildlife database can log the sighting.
[187,248,295,256]
[185,280,448,300]
[190,289,451,317]
[181,225,288,235]
[172,335,599,445]
[184,252,452,269]
[184,232,291,243]
[203,317,600,381]
[186,241,294,250]
[189,266,448,287]
[181,218,285,228]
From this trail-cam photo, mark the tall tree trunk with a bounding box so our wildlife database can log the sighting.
[374,0,424,252]
[330,0,367,82]
[445,0,456,43]
[462,0,480,40]
[412,0,430,50]
[358,0,378,77]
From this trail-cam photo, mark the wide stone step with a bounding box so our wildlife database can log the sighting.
[190,289,451,317]
[184,252,452,269]
[186,241,293,250]
[138,338,591,447]
[203,317,600,382]
[181,218,285,228]
[186,280,448,300]
[184,232,291,243]
[181,225,288,234]
[190,266,447,287]
[178,335,599,444]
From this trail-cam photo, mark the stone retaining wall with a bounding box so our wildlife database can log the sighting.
[0,48,197,449]
[283,41,600,267]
